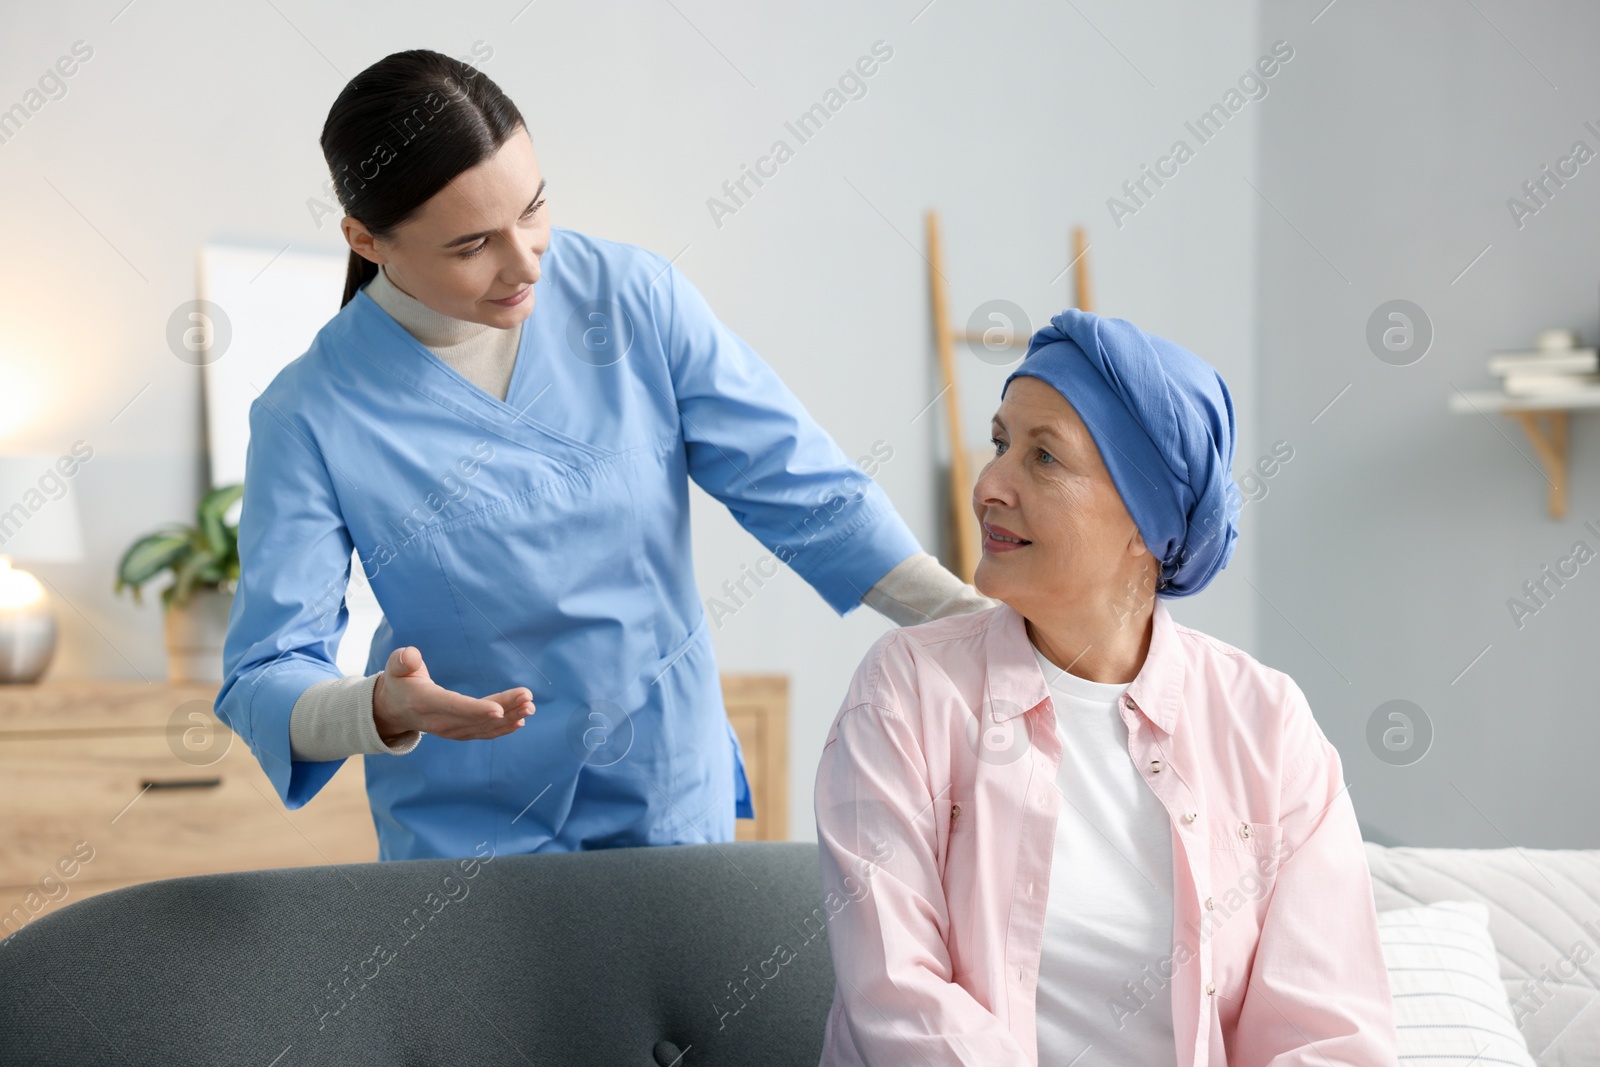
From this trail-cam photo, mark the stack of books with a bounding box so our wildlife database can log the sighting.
[1490,331,1600,396]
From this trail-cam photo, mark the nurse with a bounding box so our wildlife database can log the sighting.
[216,48,990,861]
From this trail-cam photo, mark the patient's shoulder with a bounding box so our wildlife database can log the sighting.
[1172,621,1252,661]
[1170,619,1313,727]
[1173,614,1274,672]
[898,603,1005,646]
[842,606,1003,711]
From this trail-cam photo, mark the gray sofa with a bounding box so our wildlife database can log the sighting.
[0,842,834,1066]
[0,840,1595,1065]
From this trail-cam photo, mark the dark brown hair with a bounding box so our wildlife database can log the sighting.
[319,49,526,307]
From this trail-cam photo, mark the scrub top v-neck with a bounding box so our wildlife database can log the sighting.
[217,225,922,860]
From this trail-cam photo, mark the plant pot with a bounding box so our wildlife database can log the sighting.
[164,587,234,684]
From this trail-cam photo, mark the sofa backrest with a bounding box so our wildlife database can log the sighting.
[5,838,1594,1066]
[0,841,838,1067]
[1365,841,1600,1067]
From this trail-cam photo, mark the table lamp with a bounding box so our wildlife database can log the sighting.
[0,455,84,683]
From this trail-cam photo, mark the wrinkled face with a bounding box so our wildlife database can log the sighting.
[342,125,550,329]
[972,375,1156,620]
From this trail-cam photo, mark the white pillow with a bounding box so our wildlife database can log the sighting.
[1377,900,1537,1066]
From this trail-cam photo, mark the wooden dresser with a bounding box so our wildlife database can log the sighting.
[0,676,787,940]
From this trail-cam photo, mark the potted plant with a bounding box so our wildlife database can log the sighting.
[114,484,243,683]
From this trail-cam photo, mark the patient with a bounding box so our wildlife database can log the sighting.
[813,310,1398,1066]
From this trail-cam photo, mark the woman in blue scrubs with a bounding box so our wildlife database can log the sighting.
[216,49,988,861]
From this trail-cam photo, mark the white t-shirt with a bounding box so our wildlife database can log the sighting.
[1031,643,1177,1067]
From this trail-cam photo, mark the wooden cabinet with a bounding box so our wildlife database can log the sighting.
[724,674,789,844]
[0,682,376,940]
[0,676,787,939]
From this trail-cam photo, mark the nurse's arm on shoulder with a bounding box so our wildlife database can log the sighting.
[861,550,998,626]
[215,395,535,810]
[814,633,1032,1065]
[658,261,956,621]
[1228,679,1401,1065]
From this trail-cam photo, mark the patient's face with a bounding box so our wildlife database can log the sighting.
[972,376,1151,618]
[344,125,551,329]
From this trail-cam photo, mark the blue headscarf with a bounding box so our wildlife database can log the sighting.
[1002,309,1240,598]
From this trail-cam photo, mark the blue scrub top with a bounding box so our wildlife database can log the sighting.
[216,226,922,861]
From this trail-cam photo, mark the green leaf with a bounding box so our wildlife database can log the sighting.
[198,483,243,559]
[169,551,213,609]
[117,483,245,609]
[115,530,191,592]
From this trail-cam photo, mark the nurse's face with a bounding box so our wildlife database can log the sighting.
[344,125,551,329]
[972,376,1156,620]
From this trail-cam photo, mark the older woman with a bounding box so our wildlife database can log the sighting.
[813,310,1397,1066]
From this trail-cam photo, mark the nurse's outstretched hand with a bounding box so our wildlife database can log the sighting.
[371,645,535,742]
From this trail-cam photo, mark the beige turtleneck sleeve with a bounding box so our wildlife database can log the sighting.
[862,551,999,625]
[286,265,994,763]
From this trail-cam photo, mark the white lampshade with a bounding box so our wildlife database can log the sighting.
[0,454,85,563]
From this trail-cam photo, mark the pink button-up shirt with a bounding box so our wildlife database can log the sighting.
[813,599,1398,1066]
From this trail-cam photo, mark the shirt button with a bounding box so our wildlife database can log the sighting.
[1206,981,1216,995]
[1205,897,1215,910]
[1149,759,1163,774]
[1184,811,1198,823]
[1125,695,1139,711]
[1028,881,1035,898]
[1239,822,1253,839]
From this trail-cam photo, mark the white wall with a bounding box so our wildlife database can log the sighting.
[0,0,1260,843]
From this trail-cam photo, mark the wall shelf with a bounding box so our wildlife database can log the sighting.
[1447,388,1600,518]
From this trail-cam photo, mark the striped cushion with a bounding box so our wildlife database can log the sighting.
[1378,901,1537,1067]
